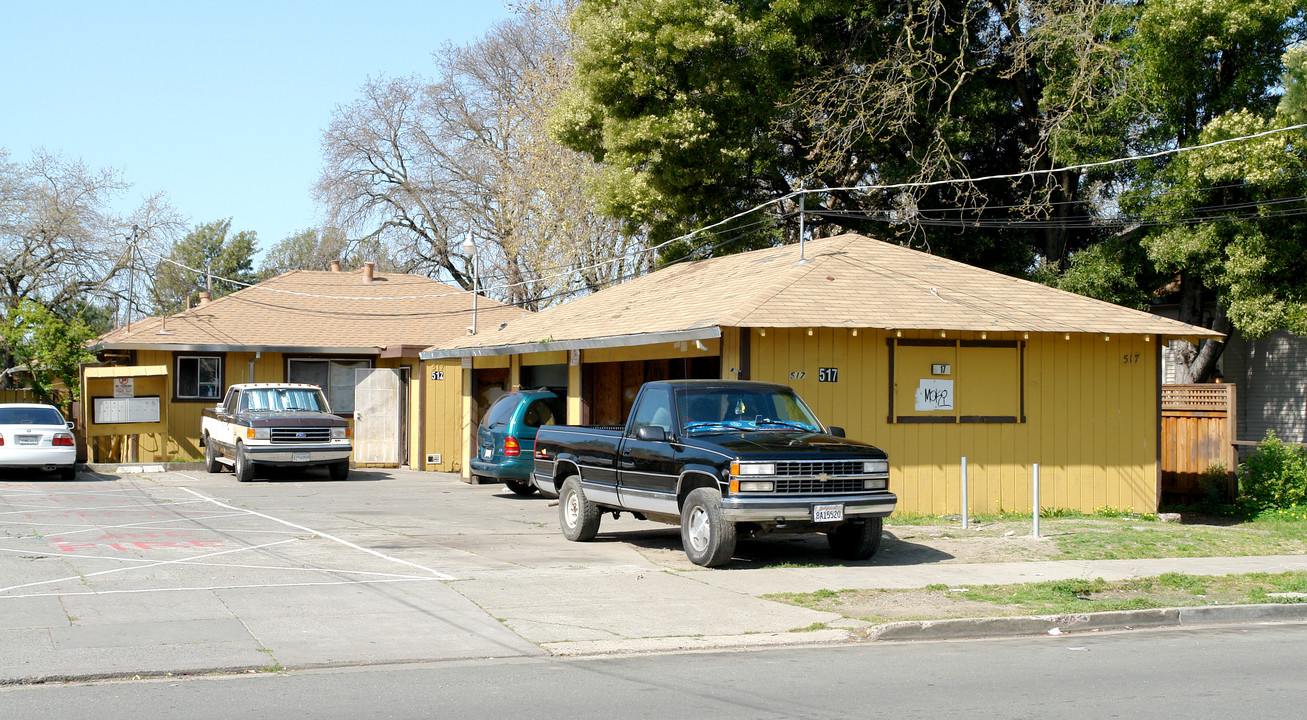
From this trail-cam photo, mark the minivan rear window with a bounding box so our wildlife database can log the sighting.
[481,393,521,429]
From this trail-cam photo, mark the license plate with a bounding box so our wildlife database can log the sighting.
[813,504,844,523]
[17,435,38,446]
[293,452,310,462]
[483,448,493,459]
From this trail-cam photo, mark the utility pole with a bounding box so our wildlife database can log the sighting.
[126,224,141,333]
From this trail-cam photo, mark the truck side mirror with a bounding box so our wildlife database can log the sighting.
[636,425,667,442]
[827,426,846,438]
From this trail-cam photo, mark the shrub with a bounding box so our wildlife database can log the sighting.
[1240,431,1307,511]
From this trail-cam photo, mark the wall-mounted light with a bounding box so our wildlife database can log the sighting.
[807,328,814,336]
[940,330,947,338]
[759,328,766,337]
[693,339,707,352]
[1022,332,1029,340]
[851,329,859,337]
[1064,333,1071,340]
[981,332,987,340]
[1144,335,1151,342]
[895,329,902,338]
[1104,335,1110,342]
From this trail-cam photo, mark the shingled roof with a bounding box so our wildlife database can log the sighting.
[422,233,1220,358]
[97,266,527,355]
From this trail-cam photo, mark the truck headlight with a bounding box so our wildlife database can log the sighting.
[864,478,888,491]
[246,427,269,440]
[730,462,775,476]
[737,480,775,492]
[863,460,888,474]
[331,427,348,439]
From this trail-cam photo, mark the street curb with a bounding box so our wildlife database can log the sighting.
[866,603,1307,642]
[85,462,205,473]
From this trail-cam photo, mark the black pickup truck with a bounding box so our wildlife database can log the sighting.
[531,379,896,567]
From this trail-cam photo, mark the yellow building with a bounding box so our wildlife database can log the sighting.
[420,235,1220,515]
[85,262,522,469]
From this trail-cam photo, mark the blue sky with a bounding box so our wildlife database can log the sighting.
[1,1,513,258]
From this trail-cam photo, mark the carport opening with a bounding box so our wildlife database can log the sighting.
[581,356,720,426]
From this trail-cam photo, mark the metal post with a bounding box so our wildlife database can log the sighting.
[798,189,806,261]
[1032,463,1041,538]
[961,456,969,530]
[471,252,478,335]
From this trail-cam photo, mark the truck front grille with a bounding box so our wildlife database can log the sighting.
[270,427,331,444]
[773,478,867,494]
[774,461,866,477]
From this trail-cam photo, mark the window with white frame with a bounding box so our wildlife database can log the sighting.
[286,358,371,413]
[176,355,223,400]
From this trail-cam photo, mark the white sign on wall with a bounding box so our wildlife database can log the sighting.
[915,379,954,412]
[113,377,134,398]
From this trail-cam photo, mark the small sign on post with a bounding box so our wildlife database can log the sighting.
[113,377,134,398]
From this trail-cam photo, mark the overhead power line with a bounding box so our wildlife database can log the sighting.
[132,121,1307,305]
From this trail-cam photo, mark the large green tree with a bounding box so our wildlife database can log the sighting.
[553,0,1137,271]
[149,219,259,314]
[1070,0,1307,380]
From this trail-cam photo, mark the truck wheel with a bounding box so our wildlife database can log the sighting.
[681,488,736,567]
[559,476,600,541]
[505,480,538,496]
[328,461,350,481]
[827,517,883,560]
[204,436,222,474]
[234,443,255,483]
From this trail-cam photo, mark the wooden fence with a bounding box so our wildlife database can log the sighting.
[0,388,39,404]
[1160,383,1238,501]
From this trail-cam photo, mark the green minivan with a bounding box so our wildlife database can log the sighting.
[471,389,564,496]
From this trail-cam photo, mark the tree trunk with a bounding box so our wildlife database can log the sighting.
[1175,270,1227,382]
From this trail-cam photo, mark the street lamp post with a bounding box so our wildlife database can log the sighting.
[461,237,478,335]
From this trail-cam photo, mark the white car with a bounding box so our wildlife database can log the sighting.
[0,403,77,480]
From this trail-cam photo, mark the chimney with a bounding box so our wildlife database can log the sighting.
[362,262,375,284]
[329,260,342,272]
[198,291,212,307]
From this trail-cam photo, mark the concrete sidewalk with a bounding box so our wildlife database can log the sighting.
[3,468,1306,683]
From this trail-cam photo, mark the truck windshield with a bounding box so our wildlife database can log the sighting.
[241,388,330,413]
[675,386,822,436]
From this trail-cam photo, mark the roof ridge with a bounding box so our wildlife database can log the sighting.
[720,235,858,326]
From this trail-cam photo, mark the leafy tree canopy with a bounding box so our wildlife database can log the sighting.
[149,219,259,315]
[0,299,96,410]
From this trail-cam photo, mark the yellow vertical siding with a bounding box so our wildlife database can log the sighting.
[751,328,1159,515]
[420,358,465,473]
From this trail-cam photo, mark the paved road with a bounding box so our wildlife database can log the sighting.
[3,467,1307,683]
[4,623,1306,719]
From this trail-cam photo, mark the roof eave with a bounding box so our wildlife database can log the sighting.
[420,327,723,359]
[94,342,385,355]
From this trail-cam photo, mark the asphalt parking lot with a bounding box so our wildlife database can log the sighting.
[6,467,1307,684]
[0,466,844,682]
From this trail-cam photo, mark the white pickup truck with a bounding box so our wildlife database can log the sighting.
[200,383,353,482]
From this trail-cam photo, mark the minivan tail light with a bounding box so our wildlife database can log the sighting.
[504,436,521,457]
[53,433,75,447]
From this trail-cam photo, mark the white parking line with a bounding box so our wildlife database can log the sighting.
[175,481,455,580]
[0,539,299,595]
[0,544,438,579]
[0,499,212,516]
[0,577,436,600]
